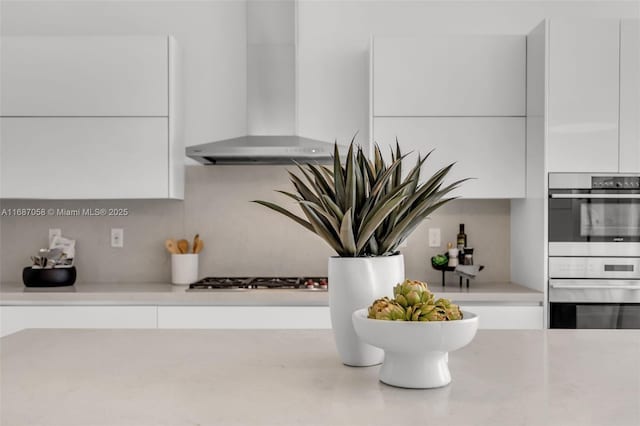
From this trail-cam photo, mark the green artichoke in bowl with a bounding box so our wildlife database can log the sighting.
[368,297,406,321]
[367,279,463,322]
[393,279,434,307]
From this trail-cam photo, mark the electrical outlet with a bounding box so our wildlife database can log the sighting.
[49,228,61,246]
[111,228,124,248]
[428,228,441,247]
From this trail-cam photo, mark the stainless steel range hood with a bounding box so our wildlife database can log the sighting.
[186,135,337,165]
[187,0,340,165]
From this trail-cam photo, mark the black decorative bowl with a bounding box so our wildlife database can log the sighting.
[22,266,76,287]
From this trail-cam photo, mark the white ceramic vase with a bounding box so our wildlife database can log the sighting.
[328,254,404,367]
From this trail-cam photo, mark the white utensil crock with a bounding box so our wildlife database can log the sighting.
[171,253,199,285]
[328,254,404,366]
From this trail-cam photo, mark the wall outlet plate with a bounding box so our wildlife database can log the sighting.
[111,228,124,248]
[428,228,441,248]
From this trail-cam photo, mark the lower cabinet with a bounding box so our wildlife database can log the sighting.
[0,306,158,337]
[157,306,332,329]
[458,304,543,329]
[0,304,543,337]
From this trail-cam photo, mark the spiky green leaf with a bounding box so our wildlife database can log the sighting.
[339,209,356,256]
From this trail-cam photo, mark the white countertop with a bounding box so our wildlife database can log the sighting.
[1,328,638,426]
[0,281,542,306]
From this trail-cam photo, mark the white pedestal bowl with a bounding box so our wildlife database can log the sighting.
[352,309,479,389]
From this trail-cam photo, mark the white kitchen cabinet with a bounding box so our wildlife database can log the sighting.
[458,304,543,329]
[1,117,170,199]
[374,117,525,198]
[547,20,621,173]
[620,19,640,173]
[0,306,157,337]
[373,36,525,117]
[0,36,168,117]
[0,36,183,199]
[157,306,331,329]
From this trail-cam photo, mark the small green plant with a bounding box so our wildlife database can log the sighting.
[253,138,466,257]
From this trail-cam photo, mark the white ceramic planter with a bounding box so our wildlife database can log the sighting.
[328,254,404,366]
[352,309,479,388]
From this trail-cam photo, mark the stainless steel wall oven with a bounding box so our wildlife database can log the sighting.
[548,173,640,329]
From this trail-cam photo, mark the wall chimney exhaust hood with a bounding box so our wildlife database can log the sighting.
[187,0,341,165]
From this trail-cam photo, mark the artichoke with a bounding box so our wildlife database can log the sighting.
[367,279,463,322]
[405,303,446,321]
[393,280,433,307]
[368,297,406,321]
[368,297,393,318]
[435,298,464,320]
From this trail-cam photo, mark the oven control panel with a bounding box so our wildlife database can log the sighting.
[592,176,640,189]
[549,257,640,280]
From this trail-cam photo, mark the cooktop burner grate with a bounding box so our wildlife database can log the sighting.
[188,277,328,291]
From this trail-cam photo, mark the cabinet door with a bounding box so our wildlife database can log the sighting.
[547,20,620,173]
[0,36,168,117]
[620,19,640,173]
[457,305,543,329]
[0,306,157,337]
[373,36,525,116]
[157,306,331,329]
[373,117,525,198]
[0,117,169,199]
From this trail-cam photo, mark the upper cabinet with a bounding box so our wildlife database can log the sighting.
[371,36,526,198]
[1,37,168,117]
[374,117,525,199]
[547,20,620,173]
[373,36,526,117]
[0,36,183,199]
[546,19,640,174]
[620,19,640,173]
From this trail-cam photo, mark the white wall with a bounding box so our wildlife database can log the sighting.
[0,0,248,149]
[297,0,640,146]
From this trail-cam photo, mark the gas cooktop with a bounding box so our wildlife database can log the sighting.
[188,277,328,292]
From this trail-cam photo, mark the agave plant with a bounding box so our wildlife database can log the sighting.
[253,138,466,257]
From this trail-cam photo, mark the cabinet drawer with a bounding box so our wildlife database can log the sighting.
[0,306,158,337]
[1,36,168,117]
[458,305,543,329]
[0,117,169,199]
[373,36,525,117]
[158,306,332,329]
[373,117,525,198]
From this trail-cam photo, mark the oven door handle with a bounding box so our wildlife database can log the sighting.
[550,283,640,290]
[549,193,640,199]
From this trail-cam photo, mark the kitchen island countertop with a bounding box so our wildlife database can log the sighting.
[1,328,638,426]
[0,280,542,306]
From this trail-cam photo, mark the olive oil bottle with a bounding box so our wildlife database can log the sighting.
[457,224,467,263]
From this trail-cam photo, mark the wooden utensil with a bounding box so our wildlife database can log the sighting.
[194,238,204,254]
[192,234,200,254]
[165,239,180,255]
[177,239,189,254]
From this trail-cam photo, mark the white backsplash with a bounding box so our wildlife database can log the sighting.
[0,166,510,284]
